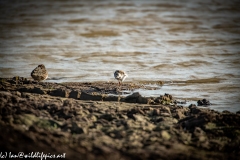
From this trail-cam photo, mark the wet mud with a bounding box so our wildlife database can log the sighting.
[0,77,240,160]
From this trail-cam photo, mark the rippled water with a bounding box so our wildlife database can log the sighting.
[0,0,240,112]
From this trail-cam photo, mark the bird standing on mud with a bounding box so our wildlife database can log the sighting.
[31,64,48,82]
[114,70,128,89]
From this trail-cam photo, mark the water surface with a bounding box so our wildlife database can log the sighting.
[0,0,240,112]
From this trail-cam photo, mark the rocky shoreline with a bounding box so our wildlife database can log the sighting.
[0,77,240,160]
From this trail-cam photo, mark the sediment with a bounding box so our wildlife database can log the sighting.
[0,77,239,160]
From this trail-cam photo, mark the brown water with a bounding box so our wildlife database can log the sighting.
[0,0,240,112]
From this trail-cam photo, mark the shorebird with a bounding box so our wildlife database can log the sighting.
[31,64,48,82]
[114,70,128,88]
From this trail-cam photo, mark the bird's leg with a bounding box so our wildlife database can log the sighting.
[116,81,123,92]
[119,81,122,91]
[116,81,120,91]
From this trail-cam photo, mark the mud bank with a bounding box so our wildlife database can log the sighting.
[0,77,240,160]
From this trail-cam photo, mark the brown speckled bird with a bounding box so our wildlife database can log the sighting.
[31,64,48,81]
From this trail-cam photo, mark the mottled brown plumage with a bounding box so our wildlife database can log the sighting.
[31,64,48,81]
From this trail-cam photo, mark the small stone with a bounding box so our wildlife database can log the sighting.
[197,99,211,106]
[50,88,70,98]
[133,114,145,122]
[161,130,171,140]
[69,90,80,99]
[152,108,160,116]
[175,109,185,119]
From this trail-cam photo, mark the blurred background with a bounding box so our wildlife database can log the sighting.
[0,0,240,112]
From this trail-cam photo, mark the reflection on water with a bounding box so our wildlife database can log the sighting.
[0,0,240,112]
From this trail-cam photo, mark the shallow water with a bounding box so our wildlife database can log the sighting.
[0,0,240,112]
